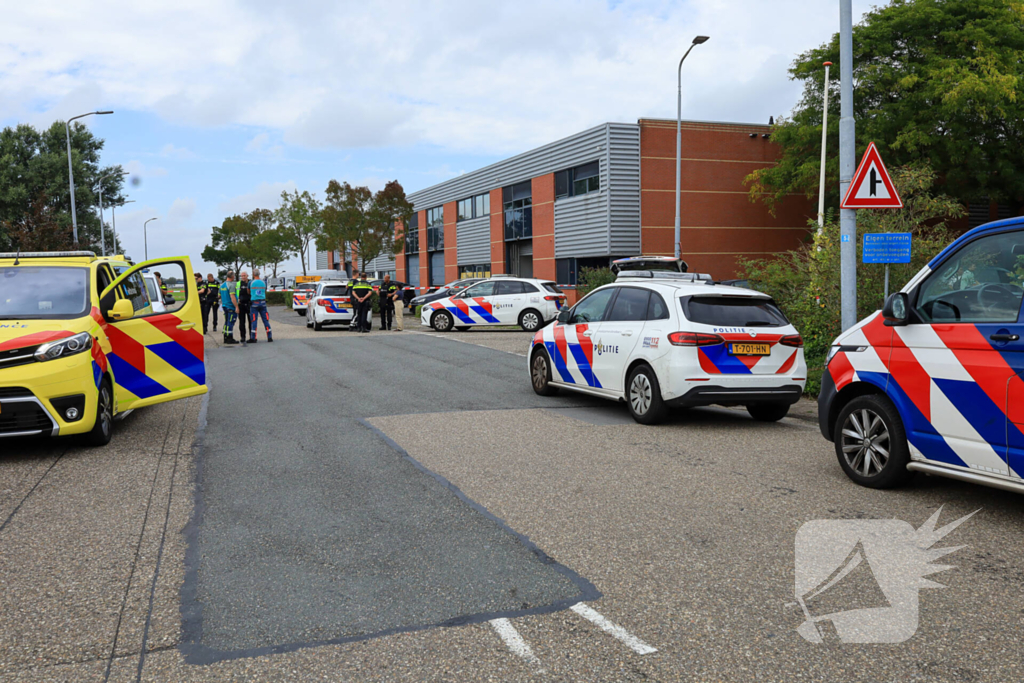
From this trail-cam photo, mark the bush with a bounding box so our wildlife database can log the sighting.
[577,267,615,299]
[740,166,964,396]
[266,291,291,306]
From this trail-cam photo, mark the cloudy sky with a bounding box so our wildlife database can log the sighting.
[1,0,873,276]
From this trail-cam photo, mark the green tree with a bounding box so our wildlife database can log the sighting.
[0,121,125,252]
[253,226,299,279]
[747,0,1024,214]
[275,190,323,276]
[321,180,412,272]
[741,165,965,395]
[201,215,251,275]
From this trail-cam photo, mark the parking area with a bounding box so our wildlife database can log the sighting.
[2,305,1023,681]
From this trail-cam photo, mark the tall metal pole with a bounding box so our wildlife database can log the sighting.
[817,62,832,230]
[674,36,710,261]
[839,1,857,331]
[144,217,157,261]
[63,111,113,246]
[98,186,105,256]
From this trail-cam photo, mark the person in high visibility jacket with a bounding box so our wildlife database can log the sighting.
[219,271,239,344]
[350,272,374,333]
[248,270,272,342]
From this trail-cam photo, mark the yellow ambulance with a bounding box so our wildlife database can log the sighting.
[0,251,207,446]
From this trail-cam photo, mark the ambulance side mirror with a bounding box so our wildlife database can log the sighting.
[882,292,909,326]
[108,299,135,321]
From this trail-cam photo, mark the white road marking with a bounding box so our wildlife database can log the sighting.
[489,618,544,670]
[570,603,658,655]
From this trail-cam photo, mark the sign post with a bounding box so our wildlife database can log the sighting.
[862,232,911,302]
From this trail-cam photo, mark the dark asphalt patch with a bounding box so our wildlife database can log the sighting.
[182,331,599,663]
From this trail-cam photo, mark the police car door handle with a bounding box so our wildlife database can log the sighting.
[176,322,196,330]
[582,330,594,337]
[990,333,1019,342]
[621,330,633,336]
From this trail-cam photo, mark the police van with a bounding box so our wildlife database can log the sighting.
[819,216,1024,493]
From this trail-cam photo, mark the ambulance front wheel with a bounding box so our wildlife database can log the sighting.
[84,379,113,447]
[834,394,912,489]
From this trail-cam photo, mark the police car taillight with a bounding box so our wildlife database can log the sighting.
[316,299,329,306]
[779,334,803,347]
[543,295,563,301]
[668,332,723,346]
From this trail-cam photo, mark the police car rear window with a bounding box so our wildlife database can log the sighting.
[682,296,789,327]
[322,286,345,296]
[543,283,562,294]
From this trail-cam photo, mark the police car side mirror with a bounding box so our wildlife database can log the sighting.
[882,292,909,326]
[556,308,572,324]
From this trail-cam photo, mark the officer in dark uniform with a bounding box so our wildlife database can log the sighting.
[195,273,209,334]
[378,275,398,330]
[351,272,373,333]
[205,273,220,331]
[346,271,360,330]
[236,271,252,345]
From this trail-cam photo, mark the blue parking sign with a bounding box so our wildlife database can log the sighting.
[862,233,911,264]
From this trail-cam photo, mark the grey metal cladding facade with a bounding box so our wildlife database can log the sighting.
[456,215,490,265]
[315,250,328,270]
[366,253,396,272]
[406,122,630,210]
[552,122,640,258]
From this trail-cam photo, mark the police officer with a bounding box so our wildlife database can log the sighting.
[351,272,373,333]
[236,271,252,345]
[219,271,239,344]
[205,273,220,331]
[378,275,398,330]
[249,270,273,342]
[195,273,209,334]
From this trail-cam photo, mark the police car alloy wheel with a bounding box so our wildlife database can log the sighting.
[626,365,667,425]
[834,394,911,489]
[432,310,453,332]
[530,348,558,396]
[519,309,541,332]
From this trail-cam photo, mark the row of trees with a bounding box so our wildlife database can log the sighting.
[201,181,415,278]
[0,122,126,253]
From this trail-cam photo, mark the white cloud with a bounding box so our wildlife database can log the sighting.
[167,198,197,223]
[216,180,298,215]
[124,159,168,179]
[160,143,196,160]
[245,132,270,152]
[0,0,876,155]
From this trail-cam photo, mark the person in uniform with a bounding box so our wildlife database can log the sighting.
[219,271,239,344]
[195,273,209,334]
[206,273,220,331]
[236,271,252,345]
[379,275,398,330]
[351,272,373,333]
[249,270,272,342]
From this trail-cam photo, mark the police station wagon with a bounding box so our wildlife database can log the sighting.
[421,276,565,332]
[529,272,807,424]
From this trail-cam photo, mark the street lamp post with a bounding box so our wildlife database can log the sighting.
[144,217,158,261]
[674,36,710,261]
[111,200,134,255]
[95,171,118,256]
[64,110,113,245]
[817,61,832,231]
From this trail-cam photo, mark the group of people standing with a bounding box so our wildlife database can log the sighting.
[195,271,272,345]
[346,272,405,332]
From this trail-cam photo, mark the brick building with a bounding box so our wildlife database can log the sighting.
[320,118,814,301]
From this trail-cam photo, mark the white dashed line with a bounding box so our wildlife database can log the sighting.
[570,603,658,655]
[489,618,544,670]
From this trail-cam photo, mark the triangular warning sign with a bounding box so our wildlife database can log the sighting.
[840,142,903,209]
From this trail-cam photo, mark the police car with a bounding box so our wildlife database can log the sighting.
[305,281,353,331]
[420,276,565,332]
[528,271,807,424]
[290,282,318,315]
[820,216,1024,493]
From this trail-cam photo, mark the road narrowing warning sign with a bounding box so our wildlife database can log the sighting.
[840,142,903,209]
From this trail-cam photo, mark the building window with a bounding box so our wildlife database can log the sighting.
[404,213,419,254]
[457,193,490,221]
[459,264,491,279]
[426,206,444,251]
[555,256,610,286]
[554,160,600,200]
[502,181,532,241]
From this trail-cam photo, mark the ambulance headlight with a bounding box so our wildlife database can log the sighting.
[34,332,93,362]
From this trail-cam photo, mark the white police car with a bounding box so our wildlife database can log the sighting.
[421,276,565,332]
[290,282,318,315]
[528,271,807,424]
[305,281,353,331]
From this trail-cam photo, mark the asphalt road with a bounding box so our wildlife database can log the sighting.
[2,304,1024,682]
